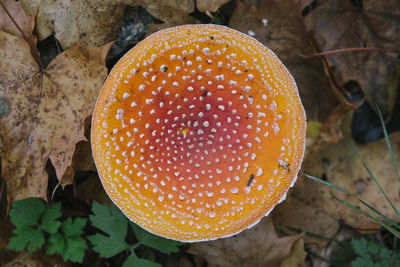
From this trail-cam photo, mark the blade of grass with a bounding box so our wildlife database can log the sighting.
[345,140,400,219]
[304,173,400,230]
[375,104,400,184]
[331,193,400,239]
[282,225,343,244]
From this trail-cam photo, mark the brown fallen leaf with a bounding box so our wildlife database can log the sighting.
[20,0,126,49]
[0,0,39,66]
[280,237,307,267]
[3,250,69,267]
[0,30,111,202]
[189,217,302,267]
[274,129,400,247]
[304,0,400,115]
[229,0,337,122]
[196,0,231,13]
[124,0,198,34]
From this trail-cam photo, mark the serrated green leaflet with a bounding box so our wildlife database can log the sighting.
[88,202,130,258]
[9,198,46,229]
[351,238,400,266]
[47,232,65,255]
[47,217,88,263]
[129,222,182,254]
[122,254,162,267]
[41,202,62,234]
[7,198,62,252]
[7,226,44,252]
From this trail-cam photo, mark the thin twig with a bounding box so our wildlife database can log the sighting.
[299,47,397,59]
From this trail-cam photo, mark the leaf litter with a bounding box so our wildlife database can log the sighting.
[1,0,400,266]
[0,1,112,203]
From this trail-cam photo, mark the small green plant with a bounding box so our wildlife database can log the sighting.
[88,202,183,267]
[350,238,400,267]
[7,198,87,263]
[7,199,182,265]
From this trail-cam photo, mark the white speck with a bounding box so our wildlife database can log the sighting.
[187,86,194,92]
[230,188,239,194]
[261,18,268,26]
[209,212,216,218]
[257,184,263,191]
[139,84,145,91]
[158,196,164,202]
[248,30,256,36]
[256,167,263,176]
[186,60,193,66]
[202,47,210,54]
[173,82,179,87]
[123,93,130,99]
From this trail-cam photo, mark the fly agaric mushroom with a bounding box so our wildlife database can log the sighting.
[91,24,306,242]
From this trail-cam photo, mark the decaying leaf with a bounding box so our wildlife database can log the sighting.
[196,0,231,14]
[0,0,39,65]
[20,0,126,49]
[280,237,307,267]
[229,0,337,122]
[304,0,400,115]
[189,217,303,267]
[0,29,111,202]
[274,129,400,247]
[124,0,197,33]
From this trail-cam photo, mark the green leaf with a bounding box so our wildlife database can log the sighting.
[47,217,87,263]
[62,236,87,263]
[9,198,46,229]
[40,202,62,234]
[7,226,44,252]
[122,254,161,267]
[88,203,130,258]
[351,238,400,266]
[61,217,86,237]
[47,232,65,255]
[129,222,183,254]
[90,202,128,240]
[7,198,47,252]
[88,233,130,258]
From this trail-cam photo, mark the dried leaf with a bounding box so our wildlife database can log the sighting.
[196,0,230,13]
[189,217,302,267]
[20,0,126,49]
[274,130,400,247]
[280,237,307,267]
[229,0,337,122]
[0,0,39,64]
[304,0,400,115]
[124,0,197,33]
[0,31,110,202]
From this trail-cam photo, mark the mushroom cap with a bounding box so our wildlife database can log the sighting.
[91,24,306,242]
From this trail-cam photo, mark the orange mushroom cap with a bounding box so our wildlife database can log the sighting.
[91,24,306,242]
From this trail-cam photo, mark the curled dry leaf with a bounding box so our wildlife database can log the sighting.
[0,30,111,202]
[124,0,197,33]
[304,0,400,115]
[280,237,307,267]
[229,0,337,122]
[196,0,231,13]
[0,0,39,64]
[274,129,400,247]
[20,0,125,49]
[189,217,303,267]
